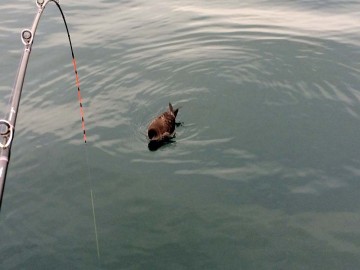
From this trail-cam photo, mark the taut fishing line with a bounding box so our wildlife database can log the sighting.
[0,0,101,261]
[54,1,101,260]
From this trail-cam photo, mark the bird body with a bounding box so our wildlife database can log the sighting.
[147,103,179,142]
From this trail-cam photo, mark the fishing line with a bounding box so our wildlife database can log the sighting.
[52,1,101,260]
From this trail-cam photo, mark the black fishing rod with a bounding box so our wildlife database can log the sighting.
[0,0,87,208]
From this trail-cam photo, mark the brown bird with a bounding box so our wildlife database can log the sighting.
[147,103,179,142]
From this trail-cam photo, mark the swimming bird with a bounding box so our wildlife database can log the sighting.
[147,103,179,143]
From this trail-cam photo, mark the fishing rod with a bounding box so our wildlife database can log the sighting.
[0,0,101,259]
[0,0,87,208]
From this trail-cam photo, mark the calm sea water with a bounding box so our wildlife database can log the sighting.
[1,0,360,269]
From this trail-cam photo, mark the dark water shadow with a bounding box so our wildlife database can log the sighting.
[148,137,176,151]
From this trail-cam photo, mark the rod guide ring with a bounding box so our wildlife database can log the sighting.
[0,120,13,149]
[21,29,33,46]
[36,0,45,7]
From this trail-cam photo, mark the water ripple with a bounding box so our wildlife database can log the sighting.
[2,0,360,268]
